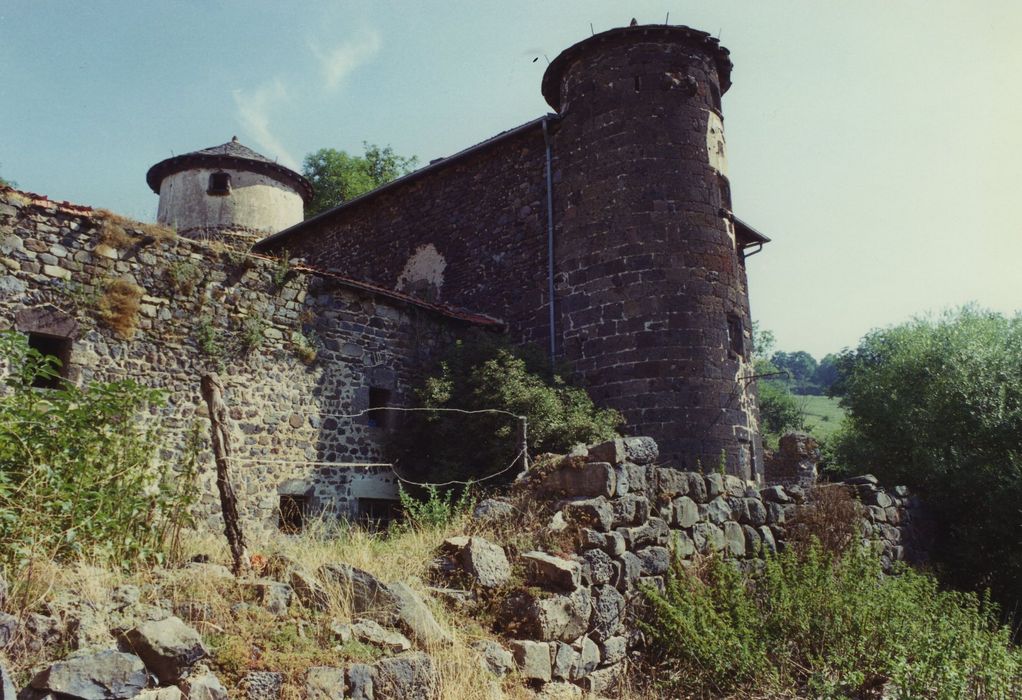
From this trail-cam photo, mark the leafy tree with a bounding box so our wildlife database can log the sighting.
[771,350,818,388]
[302,143,417,217]
[813,353,840,393]
[831,306,1022,608]
[389,333,622,487]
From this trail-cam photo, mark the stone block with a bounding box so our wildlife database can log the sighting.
[543,461,616,498]
[561,497,613,532]
[698,496,732,525]
[347,664,374,700]
[472,639,514,676]
[686,473,708,503]
[352,619,411,652]
[672,496,699,528]
[655,468,690,500]
[551,642,578,680]
[581,548,616,586]
[123,616,208,683]
[692,522,725,554]
[705,473,724,499]
[637,546,670,575]
[574,636,600,679]
[522,551,581,591]
[611,493,650,526]
[304,666,345,700]
[372,652,439,700]
[590,584,626,641]
[30,650,147,700]
[511,640,553,682]
[723,522,746,558]
[241,671,283,700]
[599,635,627,666]
[759,485,791,504]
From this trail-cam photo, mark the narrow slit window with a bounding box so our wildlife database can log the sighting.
[207,172,231,196]
[27,332,71,389]
[726,315,745,358]
[367,387,391,429]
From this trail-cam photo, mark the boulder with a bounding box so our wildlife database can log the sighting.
[599,636,627,666]
[291,569,331,611]
[723,522,747,558]
[521,552,581,591]
[588,436,659,466]
[590,585,626,641]
[123,616,208,684]
[551,642,578,680]
[304,666,345,700]
[177,670,228,700]
[445,536,511,589]
[699,496,732,525]
[505,587,592,642]
[30,650,147,700]
[574,636,600,679]
[580,548,615,586]
[510,640,552,682]
[472,639,514,676]
[347,664,374,700]
[672,496,699,528]
[241,671,283,700]
[655,468,690,500]
[319,563,395,616]
[472,497,516,524]
[561,497,613,532]
[372,652,439,700]
[351,619,411,652]
[541,462,616,498]
[387,581,452,647]
[637,546,671,575]
[241,579,293,616]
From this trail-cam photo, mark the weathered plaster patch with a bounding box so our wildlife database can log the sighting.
[706,111,728,175]
[396,243,447,299]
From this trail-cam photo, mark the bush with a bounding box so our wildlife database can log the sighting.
[0,331,194,570]
[830,306,1022,608]
[640,544,1022,698]
[389,334,622,486]
[397,484,475,531]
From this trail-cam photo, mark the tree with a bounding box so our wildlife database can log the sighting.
[831,306,1022,609]
[752,324,805,441]
[301,143,417,217]
[813,353,840,393]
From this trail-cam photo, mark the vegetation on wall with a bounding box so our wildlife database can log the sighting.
[164,259,202,296]
[389,333,622,486]
[302,143,418,218]
[97,277,144,339]
[0,331,196,570]
[93,209,175,249]
[829,306,1022,612]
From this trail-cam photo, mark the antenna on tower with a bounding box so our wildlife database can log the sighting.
[590,22,595,36]
[665,12,670,24]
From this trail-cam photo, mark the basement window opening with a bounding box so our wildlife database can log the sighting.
[278,494,306,533]
[367,387,391,429]
[358,498,400,530]
[207,172,231,196]
[27,332,71,389]
[726,315,745,358]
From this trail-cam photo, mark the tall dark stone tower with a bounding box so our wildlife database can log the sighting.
[544,24,764,479]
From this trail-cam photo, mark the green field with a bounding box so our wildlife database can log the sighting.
[798,394,846,440]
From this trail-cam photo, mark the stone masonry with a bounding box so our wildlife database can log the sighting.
[0,187,495,529]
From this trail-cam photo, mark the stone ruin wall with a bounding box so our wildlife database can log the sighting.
[0,187,471,530]
[454,436,921,695]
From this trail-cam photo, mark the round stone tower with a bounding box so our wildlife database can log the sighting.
[146,137,313,245]
[544,24,763,479]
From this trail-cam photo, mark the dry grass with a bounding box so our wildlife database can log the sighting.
[0,517,535,699]
[94,209,175,250]
[786,484,863,558]
[97,278,144,339]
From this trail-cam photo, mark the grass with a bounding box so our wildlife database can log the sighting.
[97,278,144,339]
[798,395,845,440]
[0,517,531,700]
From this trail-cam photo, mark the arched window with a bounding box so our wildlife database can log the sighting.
[207,172,231,196]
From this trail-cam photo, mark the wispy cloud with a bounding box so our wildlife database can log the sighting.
[231,79,299,170]
[310,30,381,91]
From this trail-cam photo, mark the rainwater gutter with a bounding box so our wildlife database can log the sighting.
[542,113,561,368]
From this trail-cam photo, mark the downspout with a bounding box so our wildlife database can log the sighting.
[542,115,557,367]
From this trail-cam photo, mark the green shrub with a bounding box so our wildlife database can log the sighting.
[397,484,475,531]
[640,543,1022,698]
[389,333,622,485]
[831,306,1022,609]
[0,331,195,569]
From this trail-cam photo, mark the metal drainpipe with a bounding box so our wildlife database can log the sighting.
[542,115,557,368]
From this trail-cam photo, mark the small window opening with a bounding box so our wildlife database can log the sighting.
[726,315,745,358]
[278,494,306,533]
[367,387,392,429]
[709,82,722,112]
[358,498,400,530]
[718,174,732,211]
[207,172,231,196]
[27,333,71,389]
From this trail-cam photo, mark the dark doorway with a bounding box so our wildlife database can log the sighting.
[27,332,72,389]
[278,494,306,533]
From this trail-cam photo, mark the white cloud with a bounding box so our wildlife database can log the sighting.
[231,79,300,170]
[310,30,381,91]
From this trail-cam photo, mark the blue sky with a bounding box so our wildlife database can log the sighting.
[1,1,1020,358]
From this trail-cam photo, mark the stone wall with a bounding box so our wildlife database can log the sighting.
[448,436,919,695]
[256,25,765,480]
[0,187,489,530]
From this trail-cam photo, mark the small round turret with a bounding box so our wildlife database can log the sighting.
[146,137,312,245]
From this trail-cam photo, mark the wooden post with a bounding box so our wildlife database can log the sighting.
[518,416,529,472]
[200,372,248,576]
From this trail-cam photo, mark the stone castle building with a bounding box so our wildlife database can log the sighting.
[0,22,770,529]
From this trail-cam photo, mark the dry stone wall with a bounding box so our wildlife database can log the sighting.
[0,187,480,530]
[451,436,920,695]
